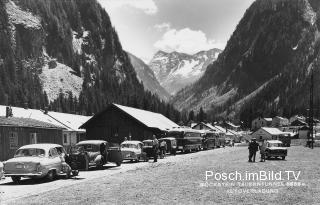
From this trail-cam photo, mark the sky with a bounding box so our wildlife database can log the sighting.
[98,0,255,63]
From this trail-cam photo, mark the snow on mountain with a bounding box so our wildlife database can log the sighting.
[148,48,221,95]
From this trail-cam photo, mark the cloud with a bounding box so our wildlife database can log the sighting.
[154,28,225,54]
[98,0,158,15]
[154,23,171,31]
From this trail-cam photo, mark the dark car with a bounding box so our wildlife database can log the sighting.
[158,137,177,155]
[69,140,123,170]
[142,140,158,160]
[265,140,288,160]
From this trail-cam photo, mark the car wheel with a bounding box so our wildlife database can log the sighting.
[84,155,89,171]
[72,170,79,176]
[282,156,286,160]
[65,170,71,179]
[116,162,121,166]
[11,176,21,183]
[46,170,55,181]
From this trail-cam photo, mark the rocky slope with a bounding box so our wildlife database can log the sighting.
[149,48,221,95]
[0,0,180,119]
[127,52,170,102]
[172,0,320,125]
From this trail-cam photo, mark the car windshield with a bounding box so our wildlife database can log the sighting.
[76,144,100,152]
[144,141,153,146]
[269,143,282,147]
[121,144,138,149]
[15,148,46,157]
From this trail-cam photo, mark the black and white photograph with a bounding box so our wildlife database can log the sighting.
[0,0,320,204]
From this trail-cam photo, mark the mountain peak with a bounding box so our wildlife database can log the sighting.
[149,48,222,95]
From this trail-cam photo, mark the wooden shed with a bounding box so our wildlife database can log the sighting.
[80,103,178,144]
[0,116,64,161]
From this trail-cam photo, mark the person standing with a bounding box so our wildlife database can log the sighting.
[259,139,267,162]
[160,140,167,158]
[152,135,159,162]
[248,138,259,162]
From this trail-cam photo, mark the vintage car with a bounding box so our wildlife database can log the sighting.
[120,141,148,162]
[3,144,67,183]
[158,137,177,155]
[70,140,122,170]
[0,161,3,179]
[265,140,288,160]
[142,139,158,159]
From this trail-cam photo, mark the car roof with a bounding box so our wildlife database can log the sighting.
[77,140,107,145]
[143,139,153,142]
[121,140,142,145]
[160,137,176,140]
[19,143,62,150]
[267,140,283,143]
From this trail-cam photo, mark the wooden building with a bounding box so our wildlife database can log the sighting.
[272,116,289,127]
[251,117,272,130]
[80,103,179,144]
[0,105,91,149]
[251,127,285,141]
[0,116,64,161]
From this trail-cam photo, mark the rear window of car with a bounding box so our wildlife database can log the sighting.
[121,144,138,149]
[15,148,45,157]
[76,144,99,152]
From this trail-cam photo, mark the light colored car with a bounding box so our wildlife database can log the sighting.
[0,161,3,179]
[265,140,288,160]
[121,141,147,162]
[3,144,66,183]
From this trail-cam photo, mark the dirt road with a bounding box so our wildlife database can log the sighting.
[1,146,320,204]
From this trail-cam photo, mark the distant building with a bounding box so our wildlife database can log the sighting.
[290,119,307,127]
[289,115,306,123]
[0,116,64,161]
[80,103,178,143]
[251,127,285,141]
[251,117,272,130]
[272,116,289,127]
[192,122,219,132]
[222,121,240,131]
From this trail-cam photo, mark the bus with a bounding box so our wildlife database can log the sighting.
[167,127,202,153]
[201,130,226,149]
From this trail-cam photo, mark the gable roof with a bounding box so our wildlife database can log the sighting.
[0,116,64,129]
[80,103,178,131]
[260,127,284,135]
[0,105,91,132]
[46,111,91,132]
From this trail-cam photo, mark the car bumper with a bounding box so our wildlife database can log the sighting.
[268,153,287,157]
[4,172,45,177]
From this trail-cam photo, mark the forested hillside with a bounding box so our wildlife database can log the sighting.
[173,0,320,126]
[0,0,181,122]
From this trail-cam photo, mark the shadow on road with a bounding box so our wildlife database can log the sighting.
[0,176,85,186]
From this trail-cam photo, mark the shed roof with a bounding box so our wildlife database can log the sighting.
[0,116,64,129]
[80,103,178,131]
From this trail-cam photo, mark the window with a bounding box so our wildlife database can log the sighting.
[63,134,68,144]
[49,148,59,157]
[30,133,37,144]
[9,132,18,150]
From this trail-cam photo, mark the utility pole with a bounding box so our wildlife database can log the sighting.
[308,68,314,149]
